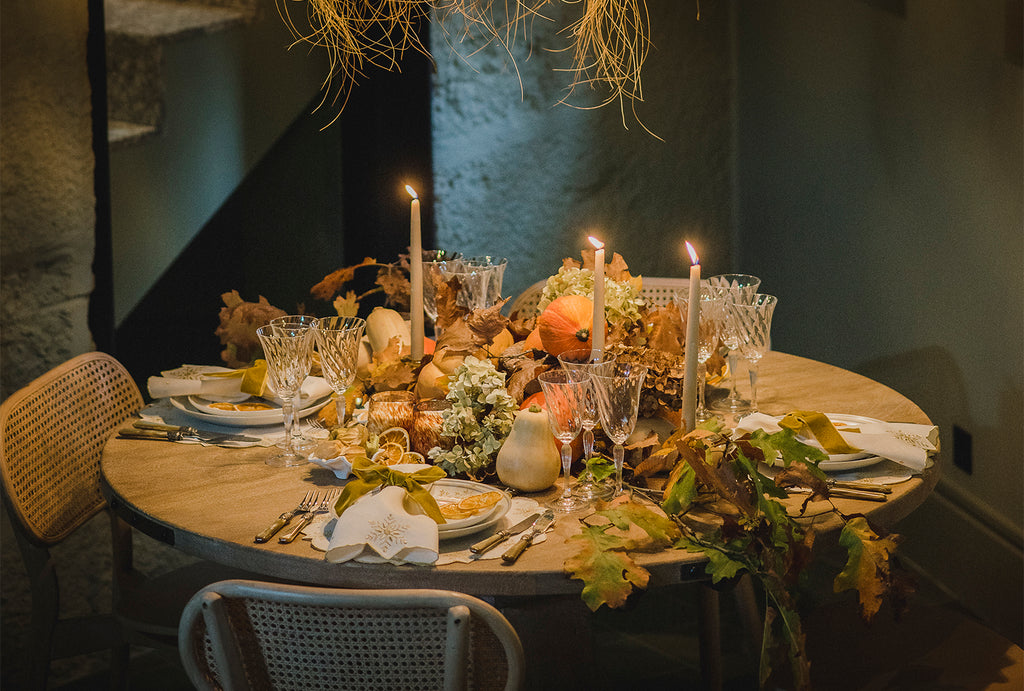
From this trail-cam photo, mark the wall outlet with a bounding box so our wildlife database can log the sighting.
[953,424,973,474]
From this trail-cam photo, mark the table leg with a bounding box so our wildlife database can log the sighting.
[699,583,723,691]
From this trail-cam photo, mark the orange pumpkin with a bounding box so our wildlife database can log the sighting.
[538,295,599,356]
[523,326,544,351]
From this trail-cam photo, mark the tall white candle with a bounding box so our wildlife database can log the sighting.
[406,185,424,360]
[682,241,701,433]
[588,236,605,356]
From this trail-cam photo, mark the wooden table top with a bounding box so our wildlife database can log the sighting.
[100,351,938,598]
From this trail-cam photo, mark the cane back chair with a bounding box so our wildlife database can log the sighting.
[179,579,525,691]
[507,276,691,319]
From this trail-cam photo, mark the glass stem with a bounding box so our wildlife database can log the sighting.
[560,442,573,498]
[748,363,759,411]
[334,394,346,428]
[281,398,296,455]
[728,352,741,400]
[583,428,595,460]
[613,444,624,496]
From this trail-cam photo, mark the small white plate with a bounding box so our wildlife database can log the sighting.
[170,391,331,427]
[774,413,880,465]
[429,479,511,538]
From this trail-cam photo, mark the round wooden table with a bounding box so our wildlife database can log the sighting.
[100,351,938,597]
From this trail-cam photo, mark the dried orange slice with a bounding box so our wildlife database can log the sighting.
[377,427,411,451]
[457,491,503,512]
[438,503,474,520]
[372,442,406,466]
[400,451,425,465]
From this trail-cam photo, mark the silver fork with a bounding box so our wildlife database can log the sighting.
[279,489,341,543]
[306,418,329,432]
[254,490,317,543]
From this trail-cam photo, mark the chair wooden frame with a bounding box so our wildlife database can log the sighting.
[179,579,525,691]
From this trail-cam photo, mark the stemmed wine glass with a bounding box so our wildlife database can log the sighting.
[735,294,777,412]
[591,362,648,497]
[312,316,366,428]
[270,315,319,450]
[557,348,616,500]
[674,288,724,423]
[256,323,314,467]
[706,274,761,413]
[537,369,589,513]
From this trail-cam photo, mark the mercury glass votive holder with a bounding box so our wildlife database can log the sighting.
[367,390,416,435]
[411,398,452,456]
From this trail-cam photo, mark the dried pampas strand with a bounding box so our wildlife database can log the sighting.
[557,0,656,136]
[277,0,657,131]
[276,0,433,124]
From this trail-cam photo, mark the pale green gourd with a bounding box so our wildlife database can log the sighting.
[496,404,561,492]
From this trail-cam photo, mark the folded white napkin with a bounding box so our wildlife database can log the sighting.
[148,366,331,406]
[325,486,439,566]
[735,412,938,472]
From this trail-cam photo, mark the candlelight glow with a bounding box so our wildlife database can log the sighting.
[685,241,699,265]
[588,235,604,250]
[405,185,418,200]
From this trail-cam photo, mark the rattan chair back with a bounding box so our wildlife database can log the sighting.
[179,580,525,691]
[1,351,143,545]
[507,276,692,319]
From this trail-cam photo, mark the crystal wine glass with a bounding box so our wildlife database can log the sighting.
[312,316,366,428]
[256,324,314,467]
[591,362,648,497]
[735,294,777,412]
[674,288,724,423]
[706,274,761,413]
[557,348,616,500]
[270,315,319,450]
[537,369,589,513]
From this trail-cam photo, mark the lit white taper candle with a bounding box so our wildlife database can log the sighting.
[406,185,424,360]
[588,236,605,356]
[682,241,701,432]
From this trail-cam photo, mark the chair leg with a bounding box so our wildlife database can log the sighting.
[698,584,723,691]
[110,642,131,690]
[733,574,763,653]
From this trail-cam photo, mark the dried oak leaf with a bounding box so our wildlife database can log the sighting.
[214,290,286,368]
[311,257,377,301]
[368,336,417,391]
[434,276,468,331]
[332,290,359,318]
[646,304,684,355]
[834,516,902,621]
[504,356,551,404]
[376,266,410,310]
[466,300,511,343]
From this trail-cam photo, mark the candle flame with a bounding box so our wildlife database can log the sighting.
[685,241,699,265]
[588,235,604,250]
[405,185,418,200]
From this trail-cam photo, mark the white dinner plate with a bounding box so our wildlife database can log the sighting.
[774,413,885,471]
[170,390,331,427]
[429,479,511,539]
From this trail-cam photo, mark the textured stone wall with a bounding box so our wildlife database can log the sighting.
[430,2,734,301]
[1,2,97,399]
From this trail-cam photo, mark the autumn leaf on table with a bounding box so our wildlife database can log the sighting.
[503,356,551,404]
[834,515,902,621]
[367,336,417,391]
[644,304,684,355]
[466,300,511,344]
[565,501,680,611]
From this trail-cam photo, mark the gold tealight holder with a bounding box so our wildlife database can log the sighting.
[411,398,452,456]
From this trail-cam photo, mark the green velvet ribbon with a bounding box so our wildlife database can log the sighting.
[334,457,448,524]
[778,410,862,454]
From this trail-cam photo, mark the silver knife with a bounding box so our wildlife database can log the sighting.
[130,421,261,444]
[470,513,541,555]
[501,510,555,564]
[787,486,888,502]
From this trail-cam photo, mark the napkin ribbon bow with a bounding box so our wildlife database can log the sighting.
[778,410,862,454]
[334,457,447,523]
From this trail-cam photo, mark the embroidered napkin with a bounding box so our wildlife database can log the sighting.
[325,486,440,565]
[735,412,938,471]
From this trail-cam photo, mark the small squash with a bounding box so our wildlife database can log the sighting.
[537,295,601,356]
[523,326,544,351]
[496,404,561,492]
[365,307,410,354]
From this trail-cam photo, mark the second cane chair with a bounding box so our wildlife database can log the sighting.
[0,351,252,689]
[179,579,525,691]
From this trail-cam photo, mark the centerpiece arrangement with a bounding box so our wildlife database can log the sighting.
[216,245,910,689]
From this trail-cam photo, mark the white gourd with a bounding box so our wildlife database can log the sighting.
[495,405,561,492]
